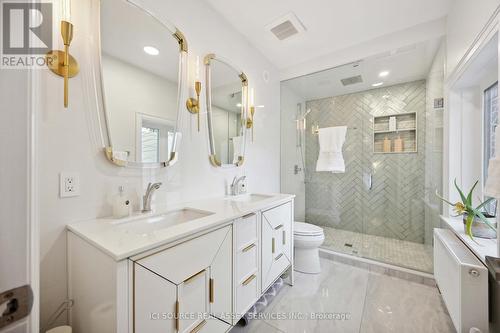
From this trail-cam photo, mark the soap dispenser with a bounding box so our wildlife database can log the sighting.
[112,186,131,218]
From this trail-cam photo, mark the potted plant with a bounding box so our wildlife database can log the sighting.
[437,180,497,239]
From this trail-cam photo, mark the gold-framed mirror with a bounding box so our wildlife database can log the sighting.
[97,0,188,168]
[205,54,248,167]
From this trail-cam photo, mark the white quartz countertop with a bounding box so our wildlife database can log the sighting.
[67,193,294,261]
[440,215,498,264]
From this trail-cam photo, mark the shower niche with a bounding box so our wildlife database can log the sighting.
[373,112,417,153]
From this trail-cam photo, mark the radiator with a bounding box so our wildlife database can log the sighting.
[434,229,489,332]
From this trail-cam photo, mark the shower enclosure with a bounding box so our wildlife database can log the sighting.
[280,38,445,273]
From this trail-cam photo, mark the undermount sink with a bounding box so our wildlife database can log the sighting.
[228,193,273,203]
[112,208,214,234]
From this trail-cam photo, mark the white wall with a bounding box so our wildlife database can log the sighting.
[446,0,500,77]
[280,85,305,221]
[102,54,178,161]
[38,0,280,329]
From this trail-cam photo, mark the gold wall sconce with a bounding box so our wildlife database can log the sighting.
[186,56,201,131]
[246,88,263,142]
[46,0,79,108]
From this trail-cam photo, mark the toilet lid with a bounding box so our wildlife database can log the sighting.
[294,222,324,236]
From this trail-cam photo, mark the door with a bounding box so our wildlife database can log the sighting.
[261,203,292,291]
[134,264,177,333]
[0,69,37,330]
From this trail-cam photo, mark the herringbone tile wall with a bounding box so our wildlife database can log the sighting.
[305,80,426,243]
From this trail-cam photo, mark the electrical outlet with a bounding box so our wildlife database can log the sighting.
[60,172,80,198]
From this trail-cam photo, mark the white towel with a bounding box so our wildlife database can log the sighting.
[316,126,347,173]
[232,136,243,164]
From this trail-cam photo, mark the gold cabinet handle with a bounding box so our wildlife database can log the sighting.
[242,274,256,286]
[175,300,180,331]
[209,278,214,303]
[242,243,256,252]
[275,253,283,261]
[190,319,207,333]
[274,224,284,230]
[184,269,205,284]
[272,237,275,254]
[283,230,286,245]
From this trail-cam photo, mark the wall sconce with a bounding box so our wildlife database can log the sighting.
[186,56,201,131]
[246,88,263,142]
[46,0,79,108]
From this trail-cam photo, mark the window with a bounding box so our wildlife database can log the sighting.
[141,126,160,163]
[484,82,498,214]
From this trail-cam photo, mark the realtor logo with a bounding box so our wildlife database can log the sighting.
[1,1,53,68]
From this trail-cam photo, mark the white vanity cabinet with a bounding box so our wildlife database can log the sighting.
[132,225,233,333]
[233,213,260,319]
[67,195,294,333]
[261,201,293,291]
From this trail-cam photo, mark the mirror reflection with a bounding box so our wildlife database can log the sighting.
[100,0,182,166]
[206,56,247,166]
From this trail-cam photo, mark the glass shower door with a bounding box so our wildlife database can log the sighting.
[359,81,433,273]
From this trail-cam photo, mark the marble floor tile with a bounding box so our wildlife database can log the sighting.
[230,259,453,333]
[260,259,370,333]
[359,273,455,333]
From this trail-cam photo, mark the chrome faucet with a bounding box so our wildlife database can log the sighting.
[230,176,246,196]
[142,182,162,213]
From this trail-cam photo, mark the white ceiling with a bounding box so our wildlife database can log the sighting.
[101,0,179,82]
[282,37,442,101]
[206,0,453,71]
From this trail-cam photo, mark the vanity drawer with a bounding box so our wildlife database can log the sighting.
[234,213,257,248]
[235,272,259,317]
[235,242,258,281]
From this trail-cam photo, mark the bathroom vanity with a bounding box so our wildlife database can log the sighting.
[67,194,294,333]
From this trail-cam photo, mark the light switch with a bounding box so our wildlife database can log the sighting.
[60,172,80,198]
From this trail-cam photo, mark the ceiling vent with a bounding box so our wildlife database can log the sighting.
[340,75,363,86]
[267,12,306,41]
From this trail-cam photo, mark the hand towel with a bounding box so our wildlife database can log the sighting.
[316,126,347,173]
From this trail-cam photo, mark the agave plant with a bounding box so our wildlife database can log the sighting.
[436,179,496,239]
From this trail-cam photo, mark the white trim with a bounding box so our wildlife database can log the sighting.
[27,56,40,332]
[444,8,500,217]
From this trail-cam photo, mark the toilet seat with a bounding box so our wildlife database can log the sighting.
[294,222,324,236]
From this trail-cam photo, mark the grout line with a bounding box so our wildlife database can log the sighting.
[357,272,372,333]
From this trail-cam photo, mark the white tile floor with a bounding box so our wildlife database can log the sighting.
[231,259,454,333]
[322,226,434,273]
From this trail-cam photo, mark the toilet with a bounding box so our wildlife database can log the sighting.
[293,222,325,274]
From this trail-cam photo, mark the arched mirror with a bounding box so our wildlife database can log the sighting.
[205,54,248,167]
[98,0,187,168]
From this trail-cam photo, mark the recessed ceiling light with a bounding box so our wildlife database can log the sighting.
[379,71,389,77]
[372,82,384,87]
[143,46,159,56]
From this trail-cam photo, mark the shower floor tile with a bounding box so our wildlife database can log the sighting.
[322,226,434,273]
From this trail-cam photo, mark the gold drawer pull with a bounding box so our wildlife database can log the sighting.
[275,253,283,261]
[272,238,275,254]
[274,224,284,230]
[190,319,207,333]
[242,243,256,252]
[242,274,256,286]
[242,213,255,219]
[175,300,179,331]
[184,269,205,284]
[209,278,214,303]
[283,230,286,245]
